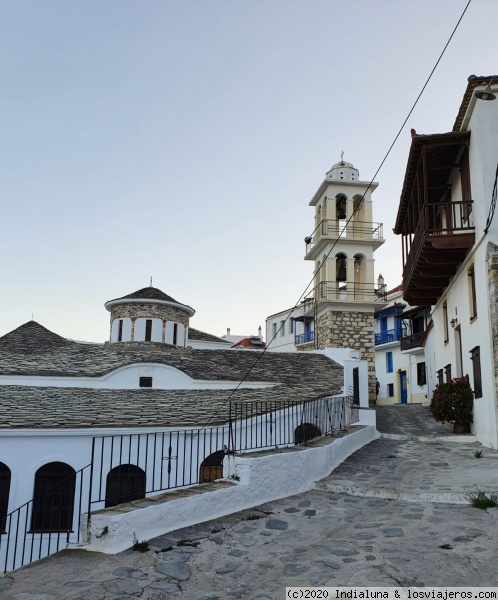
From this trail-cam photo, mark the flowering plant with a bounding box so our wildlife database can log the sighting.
[430,375,474,424]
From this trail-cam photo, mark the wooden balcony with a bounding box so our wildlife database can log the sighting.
[402,201,474,305]
[400,331,425,351]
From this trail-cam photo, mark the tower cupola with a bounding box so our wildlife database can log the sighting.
[105,286,195,347]
[326,153,359,182]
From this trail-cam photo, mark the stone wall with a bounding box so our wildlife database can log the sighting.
[315,309,376,403]
[110,302,190,326]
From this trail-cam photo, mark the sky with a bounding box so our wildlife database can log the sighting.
[1,0,497,342]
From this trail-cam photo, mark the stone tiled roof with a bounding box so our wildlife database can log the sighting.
[187,328,228,343]
[0,322,343,429]
[0,321,73,354]
[107,286,179,304]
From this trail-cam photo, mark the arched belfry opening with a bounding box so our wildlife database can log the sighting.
[336,194,347,220]
[336,254,347,282]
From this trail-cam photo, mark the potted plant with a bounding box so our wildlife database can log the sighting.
[429,375,474,433]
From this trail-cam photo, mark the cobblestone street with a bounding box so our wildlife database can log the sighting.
[2,405,498,599]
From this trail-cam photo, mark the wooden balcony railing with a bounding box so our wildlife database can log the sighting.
[400,331,425,351]
[403,200,475,303]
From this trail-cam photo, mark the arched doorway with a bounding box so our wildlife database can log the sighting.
[105,464,146,508]
[199,450,225,483]
[294,423,322,445]
[31,462,76,532]
[0,462,11,532]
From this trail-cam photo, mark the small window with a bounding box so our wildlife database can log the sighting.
[443,302,449,343]
[145,319,152,342]
[470,346,482,398]
[272,323,277,337]
[468,266,477,320]
[445,364,452,383]
[387,383,394,397]
[416,362,426,386]
[173,323,178,346]
[139,377,153,388]
[290,320,294,334]
[437,369,444,385]
[386,352,393,373]
[280,320,285,337]
[118,319,123,342]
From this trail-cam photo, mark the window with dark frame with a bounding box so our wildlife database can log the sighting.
[386,352,393,373]
[173,323,178,345]
[468,266,477,320]
[0,462,11,533]
[139,377,153,388]
[470,346,482,399]
[460,147,472,221]
[443,302,449,343]
[387,383,394,397]
[445,364,452,383]
[416,362,426,386]
[145,319,152,342]
[118,319,123,342]
[437,369,444,385]
[30,462,76,532]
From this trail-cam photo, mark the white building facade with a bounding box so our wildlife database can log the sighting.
[394,75,498,448]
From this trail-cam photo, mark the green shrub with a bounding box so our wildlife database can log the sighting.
[430,375,473,424]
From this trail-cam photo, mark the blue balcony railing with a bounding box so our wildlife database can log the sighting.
[374,328,406,345]
[295,331,314,345]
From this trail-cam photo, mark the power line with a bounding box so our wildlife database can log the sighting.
[194,0,473,433]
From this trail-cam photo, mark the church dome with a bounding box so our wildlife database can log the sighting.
[105,286,195,346]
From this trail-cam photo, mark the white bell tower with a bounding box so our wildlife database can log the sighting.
[300,156,386,402]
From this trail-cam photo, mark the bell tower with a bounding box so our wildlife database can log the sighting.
[300,156,386,402]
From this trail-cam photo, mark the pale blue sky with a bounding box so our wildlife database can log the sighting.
[1,0,496,341]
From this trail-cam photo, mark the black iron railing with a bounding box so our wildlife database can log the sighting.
[0,395,359,574]
[0,465,90,574]
[305,219,384,254]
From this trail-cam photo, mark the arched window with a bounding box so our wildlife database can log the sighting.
[0,462,11,532]
[105,464,146,508]
[336,194,347,220]
[294,423,322,445]
[336,254,347,282]
[31,462,75,532]
[199,450,225,483]
[353,194,363,217]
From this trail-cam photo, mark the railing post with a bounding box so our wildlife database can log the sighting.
[86,438,96,540]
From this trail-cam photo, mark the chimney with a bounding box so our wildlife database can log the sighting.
[227,328,230,336]
[258,325,262,339]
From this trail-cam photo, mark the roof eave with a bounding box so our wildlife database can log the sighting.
[105,297,196,317]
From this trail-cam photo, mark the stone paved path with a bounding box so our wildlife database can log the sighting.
[2,407,498,599]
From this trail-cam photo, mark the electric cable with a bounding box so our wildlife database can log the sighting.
[192,0,473,434]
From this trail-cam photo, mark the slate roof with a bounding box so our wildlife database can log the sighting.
[107,286,180,304]
[0,322,343,429]
[187,327,229,343]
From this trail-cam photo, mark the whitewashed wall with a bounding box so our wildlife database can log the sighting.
[0,362,277,390]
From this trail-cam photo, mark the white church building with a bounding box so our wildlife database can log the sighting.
[0,285,374,573]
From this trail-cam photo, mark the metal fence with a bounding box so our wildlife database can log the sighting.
[0,395,359,574]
